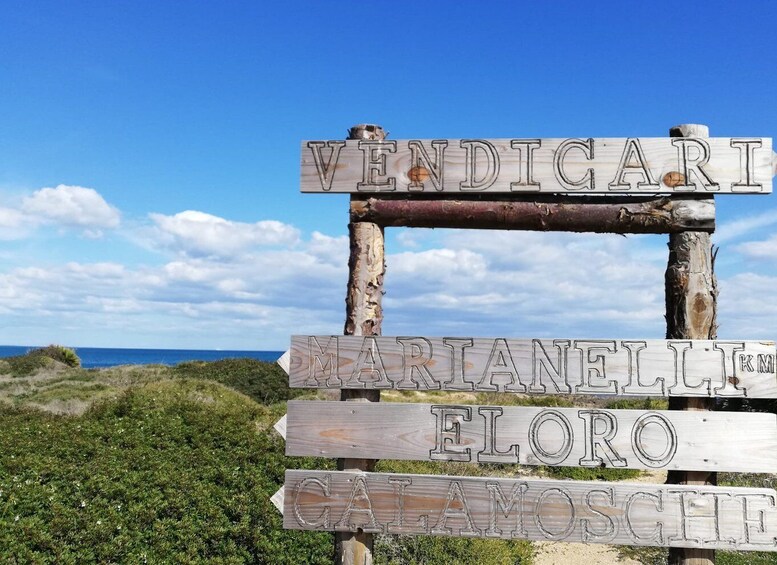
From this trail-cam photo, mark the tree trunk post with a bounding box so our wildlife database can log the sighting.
[665,123,718,565]
[335,124,387,565]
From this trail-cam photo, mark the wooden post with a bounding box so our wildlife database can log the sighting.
[665,123,718,565]
[335,124,387,565]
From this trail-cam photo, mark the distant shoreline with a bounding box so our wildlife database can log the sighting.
[0,345,283,369]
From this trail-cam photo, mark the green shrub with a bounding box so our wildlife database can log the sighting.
[173,358,302,405]
[605,397,668,411]
[3,352,52,377]
[1,345,81,377]
[32,345,81,368]
[0,380,333,563]
[375,533,533,564]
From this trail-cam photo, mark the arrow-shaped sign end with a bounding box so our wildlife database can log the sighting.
[273,414,287,440]
[277,350,291,374]
[271,486,285,515]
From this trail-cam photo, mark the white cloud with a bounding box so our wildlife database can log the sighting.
[148,210,300,258]
[735,235,777,261]
[382,230,668,338]
[22,185,120,229]
[715,208,777,244]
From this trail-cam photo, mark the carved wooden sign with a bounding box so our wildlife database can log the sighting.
[284,470,777,551]
[300,138,773,194]
[285,401,777,473]
[281,336,777,398]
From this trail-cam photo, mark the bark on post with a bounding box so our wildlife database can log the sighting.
[351,194,715,233]
[665,124,718,565]
[335,124,387,565]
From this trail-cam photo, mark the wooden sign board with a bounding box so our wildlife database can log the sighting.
[284,470,777,552]
[285,401,777,473]
[283,336,777,398]
[300,138,773,194]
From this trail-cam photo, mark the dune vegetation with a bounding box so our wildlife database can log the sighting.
[0,347,774,564]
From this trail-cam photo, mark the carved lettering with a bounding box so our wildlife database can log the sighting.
[407,140,447,191]
[609,138,660,191]
[735,493,777,546]
[528,410,574,465]
[459,140,499,191]
[509,139,541,191]
[357,140,397,191]
[731,138,763,192]
[631,413,677,468]
[431,480,481,537]
[396,337,438,390]
[478,338,526,392]
[335,475,382,533]
[554,138,594,191]
[306,336,341,387]
[621,340,665,395]
[758,354,775,374]
[713,342,746,397]
[535,487,576,540]
[530,339,572,393]
[581,488,616,543]
[430,405,472,462]
[293,475,331,528]
[486,481,528,538]
[625,491,665,545]
[668,491,727,545]
[574,340,618,394]
[348,336,391,388]
[442,338,474,390]
[578,410,627,468]
[306,141,346,192]
[671,138,719,191]
[478,407,519,464]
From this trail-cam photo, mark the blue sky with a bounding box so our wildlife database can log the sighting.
[1,1,776,349]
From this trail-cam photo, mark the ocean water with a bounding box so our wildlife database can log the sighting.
[0,346,284,369]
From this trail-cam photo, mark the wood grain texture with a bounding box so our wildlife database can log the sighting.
[286,336,777,398]
[665,124,718,565]
[337,123,388,565]
[350,194,716,233]
[285,401,777,473]
[283,470,777,552]
[301,138,773,194]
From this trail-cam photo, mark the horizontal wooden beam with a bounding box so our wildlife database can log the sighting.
[283,470,777,551]
[282,336,777,398]
[285,401,777,473]
[352,194,717,233]
[349,194,714,233]
[301,137,773,194]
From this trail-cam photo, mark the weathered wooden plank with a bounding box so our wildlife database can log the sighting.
[350,194,716,233]
[285,401,777,473]
[300,138,773,194]
[284,470,777,552]
[285,336,777,398]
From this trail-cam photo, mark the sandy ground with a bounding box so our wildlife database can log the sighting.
[533,540,642,565]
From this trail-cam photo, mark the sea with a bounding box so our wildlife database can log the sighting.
[0,346,284,369]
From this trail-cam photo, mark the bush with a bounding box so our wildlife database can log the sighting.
[173,358,303,405]
[32,345,81,368]
[1,345,81,377]
[0,380,334,563]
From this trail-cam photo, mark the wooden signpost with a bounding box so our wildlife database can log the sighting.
[301,137,773,194]
[284,400,777,472]
[277,124,777,565]
[284,470,777,551]
[282,336,777,397]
